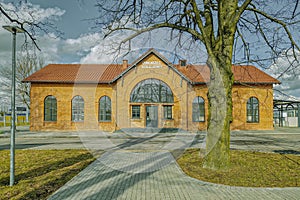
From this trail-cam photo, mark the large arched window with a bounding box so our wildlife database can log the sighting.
[247,97,259,123]
[130,79,173,103]
[99,96,111,121]
[192,97,205,122]
[72,95,84,121]
[44,95,57,121]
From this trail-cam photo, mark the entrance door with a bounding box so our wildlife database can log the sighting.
[146,106,158,127]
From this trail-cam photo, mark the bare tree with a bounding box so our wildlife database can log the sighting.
[95,0,300,170]
[17,51,44,109]
[1,47,44,109]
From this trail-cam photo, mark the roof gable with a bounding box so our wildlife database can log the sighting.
[111,48,191,83]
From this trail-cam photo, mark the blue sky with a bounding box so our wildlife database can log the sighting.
[0,0,300,98]
[28,0,99,38]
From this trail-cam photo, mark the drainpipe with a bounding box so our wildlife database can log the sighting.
[115,83,118,131]
[280,104,283,127]
[186,82,189,131]
[297,103,300,127]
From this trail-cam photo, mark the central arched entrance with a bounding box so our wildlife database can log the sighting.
[130,79,174,128]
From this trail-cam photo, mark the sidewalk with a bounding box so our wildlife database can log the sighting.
[47,128,300,200]
[2,126,300,199]
[48,150,300,200]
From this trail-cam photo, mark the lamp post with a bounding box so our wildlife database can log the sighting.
[3,25,24,186]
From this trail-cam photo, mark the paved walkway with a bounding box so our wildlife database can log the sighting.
[46,128,300,200]
[48,150,300,200]
[1,126,300,199]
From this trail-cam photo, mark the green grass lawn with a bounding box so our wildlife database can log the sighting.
[177,149,300,187]
[0,149,95,200]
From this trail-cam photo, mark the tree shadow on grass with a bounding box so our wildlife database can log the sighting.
[273,149,300,155]
[0,152,94,187]
[18,155,94,200]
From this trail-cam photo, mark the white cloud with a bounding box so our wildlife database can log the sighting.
[79,29,208,64]
[0,1,65,25]
[0,1,66,67]
[268,49,300,98]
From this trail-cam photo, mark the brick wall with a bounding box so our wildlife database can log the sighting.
[29,54,274,132]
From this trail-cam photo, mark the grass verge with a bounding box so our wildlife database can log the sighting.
[177,148,300,187]
[0,149,95,200]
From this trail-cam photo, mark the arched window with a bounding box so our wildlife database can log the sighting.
[192,97,205,122]
[44,95,57,121]
[99,96,111,121]
[247,97,259,123]
[72,96,84,121]
[130,79,173,103]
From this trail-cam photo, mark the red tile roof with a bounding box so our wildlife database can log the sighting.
[23,64,126,83]
[24,48,279,85]
[232,65,280,84]
[174,64,280,84]
[24,62,280,85]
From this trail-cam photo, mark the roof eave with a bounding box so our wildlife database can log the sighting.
[234,81,280,85]
[25,80,112,84]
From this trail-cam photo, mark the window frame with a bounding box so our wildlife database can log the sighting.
[131,105,141,119]
[130,79,174,103]
[44,95,57,122]
[99,96,112,122]
[72,95,84,122]
[163,105,173,120]
[192,96,205,122]
[246,97,259,123]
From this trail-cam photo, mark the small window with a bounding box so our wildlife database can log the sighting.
[247,97,259,123]
[72,96,84,122]
[287,110,295,117]
[163,105,172,119]
[44,95,57,121]
[132,105,140,119]
[192,97,205,122]
[99,96,111,121]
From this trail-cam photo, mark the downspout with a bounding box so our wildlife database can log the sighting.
[115,82,118,131]
[186,81,189,131]
[297,103,300,127]
[280,104,283,127]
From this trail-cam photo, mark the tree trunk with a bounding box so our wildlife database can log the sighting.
[202,0,238,170]
[203,55,234,170]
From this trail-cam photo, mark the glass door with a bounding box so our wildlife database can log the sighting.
[146,106,158,127]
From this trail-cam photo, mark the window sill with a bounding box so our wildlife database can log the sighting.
[99,120,112,123]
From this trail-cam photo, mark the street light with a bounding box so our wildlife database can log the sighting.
[3,25,24,186]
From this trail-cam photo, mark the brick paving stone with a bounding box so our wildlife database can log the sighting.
[48,149,300,200]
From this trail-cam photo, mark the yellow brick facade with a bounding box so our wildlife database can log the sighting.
[29,53,275,131]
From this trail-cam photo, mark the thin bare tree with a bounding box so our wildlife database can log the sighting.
[95,0,300,170]
[1,49,44,110]
[17,52,44,110]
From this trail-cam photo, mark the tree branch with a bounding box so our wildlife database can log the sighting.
[247,6,300,60]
